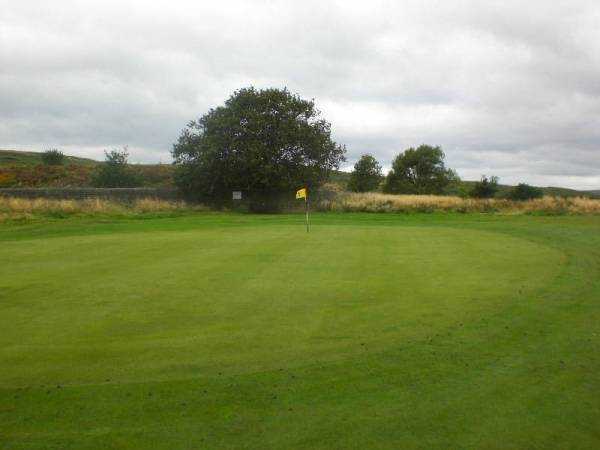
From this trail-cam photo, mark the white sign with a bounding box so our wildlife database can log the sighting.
[232,191,242,200]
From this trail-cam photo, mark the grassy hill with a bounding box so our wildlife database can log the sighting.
[0,149,98,166]
[0,149,173,188]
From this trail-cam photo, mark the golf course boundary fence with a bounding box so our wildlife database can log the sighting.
[0,187,180,202]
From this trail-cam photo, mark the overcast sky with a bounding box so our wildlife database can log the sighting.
[1,0,599,189]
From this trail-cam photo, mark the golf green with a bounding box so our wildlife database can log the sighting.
[1,213,599,449]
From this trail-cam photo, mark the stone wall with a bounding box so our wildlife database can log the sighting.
[0,187,180,201]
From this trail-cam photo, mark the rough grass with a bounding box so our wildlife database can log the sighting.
[0,197,204,222]
[318,191,600,214]
[2,193,600,224]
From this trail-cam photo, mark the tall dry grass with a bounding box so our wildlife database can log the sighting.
[316,192,600,215]
[0,197,205,222]
[1,193,599,222]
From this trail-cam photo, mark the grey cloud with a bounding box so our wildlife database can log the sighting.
[0,0,599,188]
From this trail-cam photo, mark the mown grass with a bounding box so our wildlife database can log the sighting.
[1,212,599,449]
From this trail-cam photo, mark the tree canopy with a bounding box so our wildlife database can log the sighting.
[470,175,499,198]
[383,145,457,195]
[348,154,382,192]
[172,87,346,206]
[508,183,543,201]
[92,147,141,188]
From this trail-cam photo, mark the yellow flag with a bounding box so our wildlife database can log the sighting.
[296,188,307,199]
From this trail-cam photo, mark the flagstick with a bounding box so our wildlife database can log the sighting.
[305,195,310,233]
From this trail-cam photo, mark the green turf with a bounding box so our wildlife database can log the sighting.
[1,213,599,449]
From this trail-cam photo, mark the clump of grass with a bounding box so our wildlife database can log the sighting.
[316,192,600,215]
[0,197,205,222]
[0,197,123,215]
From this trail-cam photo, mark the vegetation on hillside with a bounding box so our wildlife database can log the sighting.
[1,149,597,199]
[0,149,97,166]
[41,149,65,166]
[0,148,174,188]
[0,164,95,188]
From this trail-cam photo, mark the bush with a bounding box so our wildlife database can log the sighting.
[470,175,499,198]
[41,149,65,166]
[92,148,142,188]
[0,171,17,187]
[508,183,544,201]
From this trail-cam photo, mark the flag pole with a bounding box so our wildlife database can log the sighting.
[305,190,310,233]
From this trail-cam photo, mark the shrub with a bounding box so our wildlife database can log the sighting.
[508,183,544,201]
[92,147,142,188]
[41,149,65,166]
[0,171,16,187]
[470,175,499,198]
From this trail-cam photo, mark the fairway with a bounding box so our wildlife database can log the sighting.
[1,213,600,449]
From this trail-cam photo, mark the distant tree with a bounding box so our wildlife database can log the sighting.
[172,87,346,209]
[92,147,141,187]
[442,180,470,198]
[470,175,499,198]
[383,145,458,195]
[508,183,544,201]
[348,154,383,192]
[41,149,65,166]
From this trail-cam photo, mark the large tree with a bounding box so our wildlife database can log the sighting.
[348,154,382,192]
[172,87,346,207]
[384,145,457,195]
